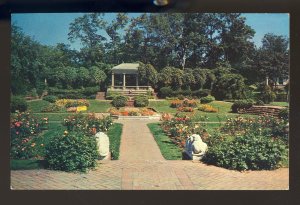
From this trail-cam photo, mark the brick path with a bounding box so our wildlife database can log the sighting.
[11,119,289,190]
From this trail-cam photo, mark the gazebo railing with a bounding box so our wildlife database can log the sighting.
[109,86,153,90]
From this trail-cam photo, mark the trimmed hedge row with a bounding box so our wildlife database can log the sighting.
[48,87,98,99]
[159,87,210,99]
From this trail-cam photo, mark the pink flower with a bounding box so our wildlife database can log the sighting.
[16,131,19,135]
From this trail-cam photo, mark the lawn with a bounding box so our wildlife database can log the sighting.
[84,100,112,112]
[269,102,289,107]
[27,100,50,112]
[27,99,112,113]
[148,123,182,160]
[11,121,123,170]
[107,123,123,160]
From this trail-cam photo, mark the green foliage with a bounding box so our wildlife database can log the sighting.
[259,85,276,104]
[255,100,265,106]
[134,95,149,107]
[231,99,254,113]
[43,95,58,103]
[212,73,246,100]
[138,63,158,87]
[10,111,48,159]
[200,95,215,104]
[112,96,128,107]
[62,113,113,135]
[278,108,289,121]
[107,123,123,160]
[11,96,28,113]
[159,87,174,98]
[202,133,287,171]
[41,104,62,112]
[82,86,99,96]
[45,131,99,172]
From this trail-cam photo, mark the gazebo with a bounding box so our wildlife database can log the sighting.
[109,63,153,91]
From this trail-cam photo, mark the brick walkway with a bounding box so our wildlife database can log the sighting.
[11,119,289,190]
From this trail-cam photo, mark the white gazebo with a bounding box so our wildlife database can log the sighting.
[109,63,153,91]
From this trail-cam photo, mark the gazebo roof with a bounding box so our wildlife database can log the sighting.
[111,63,139,74]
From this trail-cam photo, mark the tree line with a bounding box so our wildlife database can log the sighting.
[11,13,289,99]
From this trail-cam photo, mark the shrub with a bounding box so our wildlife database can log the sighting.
[278,108,289,121]
[41,103,62,112]
[134,95,149,107]
[11,96,28,113]
[255,100,264,106]
[55,99,90,108]
[170,100,182,108]
[200,95,215,104]
[182,99,198,107]
[198,104,218,113]
[192,89,210,98]
[259,85,276,104]
[43,95,58,103]
[112,96,128,107]
[159,87,174,98]
[177,107,194,112]
[202,134,287,171]
[62,113,113,135]
[10,111,48,159]
[45,131,99,172]
[231,99,254,113]
[82,86,99,96]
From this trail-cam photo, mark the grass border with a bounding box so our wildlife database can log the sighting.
[147,123,182,160]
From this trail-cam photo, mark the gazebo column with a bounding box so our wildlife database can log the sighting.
[111,73,115,89]
[123,73,126,90]
[136,74,139,90]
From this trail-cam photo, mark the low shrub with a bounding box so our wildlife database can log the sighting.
[41,103,62,112]
[112,96,128,107]
[82,86,99,96]
[43,95,58,103]
[10,111,48,159]
[198,104,218,113]
[192,89,210,98]
[259,85,276,104]
[11,96,28,113]
[55,99,90,108]
[177,107,194,112]
[202,133,287,171]
[278,108,289,121]
[183,99,198,107]
[255,100,264,106]
[134,95,149,107]
[159,87,174,98]
[45,131,99,172]
[200,95,215,104]
[170,100,182,108]
[231,99,254,113]
[62,113,113,135]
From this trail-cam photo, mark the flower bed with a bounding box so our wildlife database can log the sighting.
[108,107,156,117]
[10,111,49,159]
[161,114,205,149]
[198,104,218,113]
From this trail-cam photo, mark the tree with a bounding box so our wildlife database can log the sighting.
[256,33,289,87]
[138,63,158,88]
[158,67,184,89]
[212,73,246,100]
[68,13,107,66]
[76,67,90,87]
[90,66,107,87]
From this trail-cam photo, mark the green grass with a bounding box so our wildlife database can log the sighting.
[107,123,123,160]
[27,100,50,112]
[269,102,289,107]
[149,100,175,113]
[33,113,72,121]
[147,123,182,160]
[84,100,112,112]
[207,101,233,113]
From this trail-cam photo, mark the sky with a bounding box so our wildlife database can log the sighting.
[12,13,289,50]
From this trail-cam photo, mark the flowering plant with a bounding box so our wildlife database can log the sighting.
[198,104,218,113]
[62,113,113,136]
[10,111,48,159]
